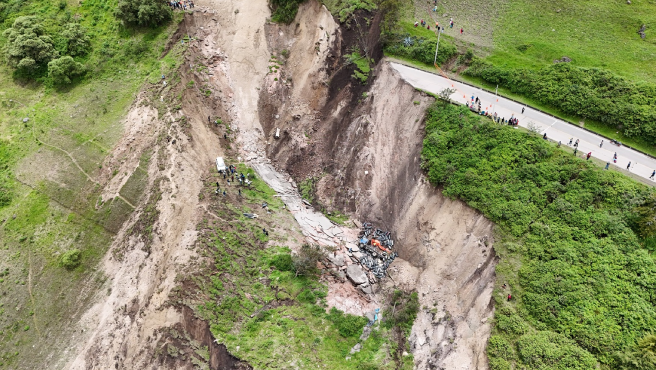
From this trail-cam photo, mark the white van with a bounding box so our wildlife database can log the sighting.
[215,157,226,173]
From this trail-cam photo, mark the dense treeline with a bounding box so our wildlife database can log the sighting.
[422,103,656,369]
[466,60,656,145]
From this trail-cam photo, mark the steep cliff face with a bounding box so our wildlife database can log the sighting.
[258,3,497,368]
[66,0,496,368]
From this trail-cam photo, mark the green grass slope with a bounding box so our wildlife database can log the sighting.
[0,1,181,368]
[491,0,656,84]
[422,103,656,369]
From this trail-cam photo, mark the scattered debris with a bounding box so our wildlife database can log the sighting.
[243,213,258,219]
[638,24,646,39]
[553,56,572,63]
[354,223,398,279]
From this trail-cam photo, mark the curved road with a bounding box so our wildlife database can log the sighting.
[390,62,656,183]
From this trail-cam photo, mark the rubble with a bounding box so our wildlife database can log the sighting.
[353,223,398,279]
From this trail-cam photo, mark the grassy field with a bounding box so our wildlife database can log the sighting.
[490,0,656,84]
[0,1,182,367]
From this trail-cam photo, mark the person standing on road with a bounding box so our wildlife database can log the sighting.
[574,148,578,155]
[605,162,610,170]
[522,107,525,114]
[650,170,656,180]
[627,161,632,170]
[586,152,592,160]
[574,139,579,147]
[600,140,604,148]
[543,133,548,140]
[568,138,573,146]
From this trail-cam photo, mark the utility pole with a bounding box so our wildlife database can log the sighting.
[433,28,442,66]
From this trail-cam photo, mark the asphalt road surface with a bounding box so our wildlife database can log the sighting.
[390,62,656,182]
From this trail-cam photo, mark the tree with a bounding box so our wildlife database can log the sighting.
[115,0,172,27]
[2,16,58,74]
[292,244,324,277]
[48,56,85,85]
[61,23,91,56]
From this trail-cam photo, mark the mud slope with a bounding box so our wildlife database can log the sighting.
[260,8,497,370]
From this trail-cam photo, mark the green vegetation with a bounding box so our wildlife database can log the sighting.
[191,168,396,369]
[270,0,307,24]
[345,51,372,83]
[382,290,419,334]
[384,24,458,67]
[115,0,172,27]
[0,0,180,366]
[422,103,656,368]
[490,0,656,84]
[465,60,656,145]
[47,55,85,85]
[59,249,81,270]
[322,0,377,23]
[299,176,317,203]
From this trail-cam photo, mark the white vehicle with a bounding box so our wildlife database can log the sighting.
[215,157,226,173]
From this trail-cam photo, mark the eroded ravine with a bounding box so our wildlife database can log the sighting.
[64,1,497,369]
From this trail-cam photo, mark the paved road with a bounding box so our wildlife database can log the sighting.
[390,62,656,182]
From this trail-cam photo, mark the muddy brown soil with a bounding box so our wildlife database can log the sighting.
[60,1,497,369]
[259,4,497,369]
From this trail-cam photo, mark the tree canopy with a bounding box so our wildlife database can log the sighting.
[115,0,172,27]
[2,16,58,74]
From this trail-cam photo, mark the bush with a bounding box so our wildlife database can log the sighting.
[115,0,172,27]
[326,307,368,337]
[384,34,457,66]
[270,0,306,24]
[48,56,85,85]
[60,249,81,270]
[60,23,91,56]
[383,290,419,333]
[2,16,58,75]
[465,60,656,144]
[292,244,324,277]
[269,253,294,272]
[516,331,597,369]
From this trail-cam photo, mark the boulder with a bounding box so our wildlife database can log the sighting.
[346,265,368,285]
[327,253,345,267]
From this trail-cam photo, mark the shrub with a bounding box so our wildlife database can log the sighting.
[269,253,294,272]
[326,307,368,337]
[115,0,172,27]
[516,331,597,369]
[384,34,457,66]
[383,290,419,333]
[270,0,306,24]
[292,244,323,277]
[60,23,91,56]
[2,16,58,75]
[48,56,85,85]
[60,249,81,270]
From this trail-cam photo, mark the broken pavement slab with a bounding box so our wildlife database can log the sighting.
[346,264,368,285]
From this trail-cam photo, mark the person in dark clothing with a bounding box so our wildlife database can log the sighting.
[627,161,632,170]
[543,133,547,140]
[263,228,269,236]
[574,148,578,155]
[507,294,512,301]
[605,162,610,170]
[208,116,211,123]
[650,170,655,180]
[568,138,573,145]
[586,152,592,160]
[521,107,525,114]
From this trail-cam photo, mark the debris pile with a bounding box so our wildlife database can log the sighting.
[350,223,398,279]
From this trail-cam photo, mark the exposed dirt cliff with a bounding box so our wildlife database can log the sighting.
[62,1,497,369]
